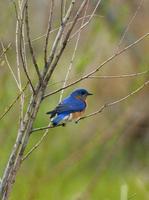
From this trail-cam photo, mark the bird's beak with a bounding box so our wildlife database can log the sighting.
[87,92,93,95]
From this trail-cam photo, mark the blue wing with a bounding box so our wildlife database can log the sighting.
[46,95,86,117]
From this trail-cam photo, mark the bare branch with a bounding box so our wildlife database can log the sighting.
[43,32,149,98]
[31,123,63,133]
[15,0,25,122]
[25,2,42,82]
[19,1,29,80]
[44,0,54,65]
[19,4,35,93]
[15,12,22,89]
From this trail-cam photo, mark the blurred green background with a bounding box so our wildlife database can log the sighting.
[0,0,149,199]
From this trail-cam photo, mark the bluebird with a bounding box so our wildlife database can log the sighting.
[46,88,93,126]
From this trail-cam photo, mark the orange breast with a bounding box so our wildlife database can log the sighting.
[71,110,85,120]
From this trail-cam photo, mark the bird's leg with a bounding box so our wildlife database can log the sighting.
[62,123,66,127]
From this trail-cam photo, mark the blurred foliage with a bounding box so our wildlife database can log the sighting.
[0,0,149,200]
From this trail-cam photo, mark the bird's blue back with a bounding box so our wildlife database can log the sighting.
[55,95,86,114]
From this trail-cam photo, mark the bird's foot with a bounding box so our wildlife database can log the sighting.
[62,123,66,127]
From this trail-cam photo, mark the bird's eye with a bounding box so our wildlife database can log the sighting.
[80,91,85,95]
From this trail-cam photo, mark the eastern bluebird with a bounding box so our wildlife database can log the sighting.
[46,88,93,126]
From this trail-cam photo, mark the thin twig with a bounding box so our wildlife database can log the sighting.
[0,43,11,59]
[46,69,149,87]
[15,0,25,122]
[22,122,51,161]
[63,0,67,16]
[60,0,64,24]
[1,42,20,89]
[25,2,42,82]
[0,82,28,121]
[44,0,54,65]
[15,6,22,90]
[89,70,149,79]
[20,0,29,78]
[22,132,47,161]
[31,124,62,133]
[12,0,19,22]
[59,0,67,62]
[78,79,149,121]
[116,0,144,52]
[43,32,149,99]
[19,2,35,93]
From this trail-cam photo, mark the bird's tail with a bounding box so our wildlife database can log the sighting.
[51,114,68,126]
[46,110,56,118]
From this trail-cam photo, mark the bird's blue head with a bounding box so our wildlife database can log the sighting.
[70,88,93,100]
